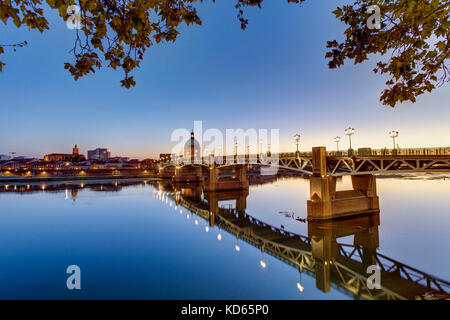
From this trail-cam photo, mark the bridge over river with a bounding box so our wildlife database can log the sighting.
[158,147,450,221]
[160,147,450,176]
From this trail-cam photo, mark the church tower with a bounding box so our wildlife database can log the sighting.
[73,144,79,156]
[184,131,200,161]
[190,131,195,162]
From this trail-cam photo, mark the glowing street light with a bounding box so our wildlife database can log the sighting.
[217,226,222,241]
[297,268,304,292]
[259,138,264,158]
[260,250,267,269]
[334,136,341,152]
[294,134,301,154]
[345,127,356,150]
[235,235,240,252]
[389,130,399,151]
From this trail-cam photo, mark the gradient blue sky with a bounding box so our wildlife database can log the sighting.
[1,0,449,159]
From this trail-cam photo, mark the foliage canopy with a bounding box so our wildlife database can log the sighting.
[0,0,448,107]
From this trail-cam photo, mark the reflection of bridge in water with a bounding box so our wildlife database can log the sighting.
[1,178,449,300]
[157,181,450,300]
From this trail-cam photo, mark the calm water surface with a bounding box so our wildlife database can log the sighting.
[0,176,449,299]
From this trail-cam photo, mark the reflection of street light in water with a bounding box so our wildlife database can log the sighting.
[235,235,240,252]
[297,267,304,292]
[260,249,266,269]
[217,226,222,241]
[205,226,210,233]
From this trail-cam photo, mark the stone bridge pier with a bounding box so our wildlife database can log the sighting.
[204,157,249,192]
[307,147,379,221]
[172,165,203,183]
[158,165,175,179]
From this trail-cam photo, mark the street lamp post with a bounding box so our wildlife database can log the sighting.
[294,134,301,155]
[246,144,250,164]
[217,147,223,165]
[234,139,238,163]
[334,136,341,153]
[389,130,399,155]
[258,138,264,162]
[345,127,355,156]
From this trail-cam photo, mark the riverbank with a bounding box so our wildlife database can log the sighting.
[0,174,158,184]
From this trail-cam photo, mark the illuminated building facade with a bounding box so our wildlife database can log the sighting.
[87,148,111,161]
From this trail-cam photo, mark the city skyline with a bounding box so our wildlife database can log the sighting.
[2,127,450,161]
[1,1,449,159]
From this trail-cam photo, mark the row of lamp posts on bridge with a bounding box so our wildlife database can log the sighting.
[227,128,401,158]
[294,128,400,156]
[175,128,400,163]
[232,138,271,158]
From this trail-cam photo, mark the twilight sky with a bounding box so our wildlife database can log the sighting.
[1,0,449,159]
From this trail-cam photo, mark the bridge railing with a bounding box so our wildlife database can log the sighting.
[159,147,450,166]
[367,147,449,156]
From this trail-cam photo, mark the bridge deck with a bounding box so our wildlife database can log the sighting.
[160,153,450,177]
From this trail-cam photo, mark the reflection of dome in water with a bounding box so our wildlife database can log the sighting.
[184,131,201,158]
